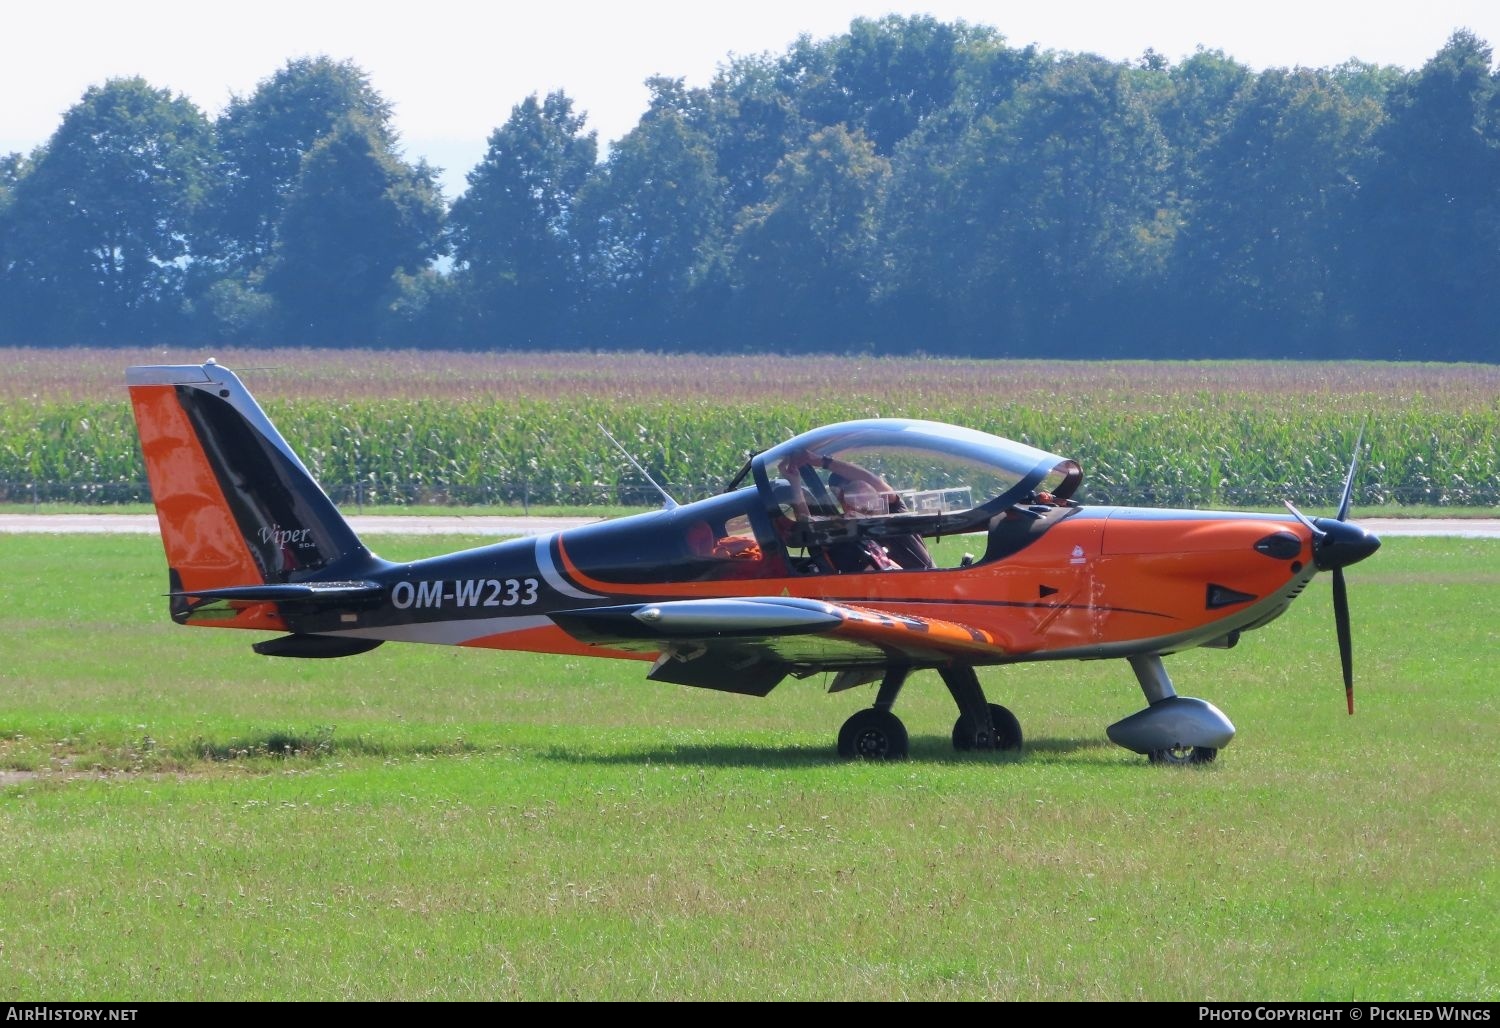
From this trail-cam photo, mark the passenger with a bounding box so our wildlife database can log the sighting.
[767,479,821,573]
[833,478,887,517]
[684,520,716,557]
[685,518,781,579]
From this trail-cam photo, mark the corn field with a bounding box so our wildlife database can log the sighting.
[3,348,1497,510]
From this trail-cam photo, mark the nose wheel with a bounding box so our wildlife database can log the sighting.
[1109,655,1236,764]
[1148,744,1217,765]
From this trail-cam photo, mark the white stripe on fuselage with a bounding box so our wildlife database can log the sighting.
[533,532,605,600]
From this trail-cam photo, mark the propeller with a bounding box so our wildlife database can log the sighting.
[1283,426,1380,715]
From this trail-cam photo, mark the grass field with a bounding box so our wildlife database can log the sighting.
[0,532,1495,1000]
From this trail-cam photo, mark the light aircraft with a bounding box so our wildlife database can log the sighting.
[126,360,1380,764]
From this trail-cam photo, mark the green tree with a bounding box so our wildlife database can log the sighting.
[575,85,725,348]
[871,35,1045,353]
[1150,49,1253,195]
[831,14,979,153]
[1347,31,1500,359]
[0,152,22,205]
[781,15,990,155]
[448,92,597,347]
[950,30,1043,111]
[703,54,811,214]
[730,125,890,350]
[1174,68,1383,353]
[888,55,1173,354]
[873,121,966,352]
[261,114,445,345]
[206,57,394,273]
[0,78,212,344]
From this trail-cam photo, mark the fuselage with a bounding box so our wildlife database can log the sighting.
[212,496,1326,670]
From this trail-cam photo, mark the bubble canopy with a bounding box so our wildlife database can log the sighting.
[731,419,1080,522]
[561,419,1084,587]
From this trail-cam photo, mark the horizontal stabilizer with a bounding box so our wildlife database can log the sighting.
[169,580,384,604]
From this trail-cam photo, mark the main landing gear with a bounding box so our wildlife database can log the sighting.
[835,666,1023,761]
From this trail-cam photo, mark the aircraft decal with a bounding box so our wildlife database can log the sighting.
[389,577,541,610]
[815,594,1181,621]
[259,525,314,548]
[534,534,606,600]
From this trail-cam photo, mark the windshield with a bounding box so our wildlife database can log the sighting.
[560,420,1083,587]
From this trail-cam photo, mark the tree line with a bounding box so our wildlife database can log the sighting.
[2,17,1497,361]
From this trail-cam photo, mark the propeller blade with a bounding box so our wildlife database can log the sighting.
[1335,423,1366,522]
[1332,567,1354,714]
[1292,428,1371,715]
[1283,499,1326,538]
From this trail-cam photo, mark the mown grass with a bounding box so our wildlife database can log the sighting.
[0,533,1493,1000]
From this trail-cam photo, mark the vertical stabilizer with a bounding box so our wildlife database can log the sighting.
[127,362,371,621]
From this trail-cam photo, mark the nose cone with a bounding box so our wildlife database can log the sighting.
[1311,518,1382,571]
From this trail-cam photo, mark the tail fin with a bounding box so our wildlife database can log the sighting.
[127,361,373,623]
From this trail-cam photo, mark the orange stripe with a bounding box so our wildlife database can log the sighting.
[460,623,652,662]
[210,602,288,632]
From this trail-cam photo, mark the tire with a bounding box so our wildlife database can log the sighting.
[952,703,1023,752]
[837,708,909,760]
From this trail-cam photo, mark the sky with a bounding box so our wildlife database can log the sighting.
[5,0,1498,199]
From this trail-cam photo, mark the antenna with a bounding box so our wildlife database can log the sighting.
[599,424,678,510]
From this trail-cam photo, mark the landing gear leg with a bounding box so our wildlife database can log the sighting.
[941,666,1023,752]
[1129,653,1176,704]
[837,667,910,760]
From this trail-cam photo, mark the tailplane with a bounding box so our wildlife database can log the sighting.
[127,360,375,625]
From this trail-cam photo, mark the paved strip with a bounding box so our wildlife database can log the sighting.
[1356,518,1500,538]
[0,514,1496,537]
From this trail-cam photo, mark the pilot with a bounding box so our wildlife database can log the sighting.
[822,479,901,571]
[684,519,717,558]
[828,467,934,571]
[779,448,934,572]
[833,478,886,517]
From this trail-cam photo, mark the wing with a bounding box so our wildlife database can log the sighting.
[548,596,1004,696]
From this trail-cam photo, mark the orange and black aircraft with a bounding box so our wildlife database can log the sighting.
[127,360,1380,764]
